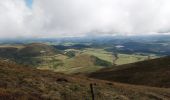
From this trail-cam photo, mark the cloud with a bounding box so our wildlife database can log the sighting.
[0,0,34,38]
[1,0,170,38]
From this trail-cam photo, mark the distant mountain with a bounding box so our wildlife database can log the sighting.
[0,60,170,100]
[89,56,170,88]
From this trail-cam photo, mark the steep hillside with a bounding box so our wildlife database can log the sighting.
[89,56,170,88]
[0,60,170,100]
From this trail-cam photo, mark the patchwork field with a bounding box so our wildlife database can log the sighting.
[82,48,158,65]
[35,48,159,74]
[38,53,111,74]
[0,43,160,74]
[115,54,158,65]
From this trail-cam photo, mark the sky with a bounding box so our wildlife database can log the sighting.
[25,0,33,8]
[1,0,170,38]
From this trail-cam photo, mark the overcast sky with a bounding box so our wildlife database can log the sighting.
[0,0,170,38]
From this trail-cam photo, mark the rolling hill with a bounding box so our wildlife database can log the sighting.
[89,56,170,88]
[0,43,62,66]
[0,60,170,100]
[0,43,113,73]
[0,43,61,58]
[52,54,112,74]
[18,43,61,57]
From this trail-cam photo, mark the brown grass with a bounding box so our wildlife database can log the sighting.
[89,56,170,88]
[0,60,170,100]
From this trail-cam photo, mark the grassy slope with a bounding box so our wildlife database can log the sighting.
[0,43,60,65]
[0,43,59,58]
[0,44,113,74]
[52,54,112,74]
[0,43,157,66]
[83,48,113,63]
[18,43,60,57]
[0,60,170,100]
[89,56,170,88]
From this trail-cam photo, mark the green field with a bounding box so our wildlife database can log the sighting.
[37,54,104,74]
[35,48,159,74]
[82,48,158,65]
[82,48,113,63]
[2,44,157,74]
[115,54,158,65]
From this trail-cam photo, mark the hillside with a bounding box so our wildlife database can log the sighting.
[0,43,60,58]
[0,47,18,59]
[52,54,112,74]
[0,44,113,73]
[89,56,170,88]
[18,43,61,57]
[0,60,170,100]
[0,43,62,66]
